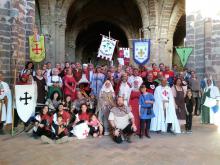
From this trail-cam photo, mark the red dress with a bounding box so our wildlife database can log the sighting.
[129,90,141,135]
[79,112,90,121]
[63,75,77,101]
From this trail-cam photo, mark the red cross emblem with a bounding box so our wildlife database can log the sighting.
[82,129,89,137]
[32,43,42,54]
[162,90,168,97]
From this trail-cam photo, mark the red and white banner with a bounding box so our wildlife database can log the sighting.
[118,48,130,65]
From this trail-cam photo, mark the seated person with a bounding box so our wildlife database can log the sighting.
[45,91,62,112]
[88,114,103,138]
[33,105,53,138]
[109,97,137,144]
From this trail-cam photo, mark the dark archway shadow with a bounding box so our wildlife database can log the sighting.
[75,21,128,65]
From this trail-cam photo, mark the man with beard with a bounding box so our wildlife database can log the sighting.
[150,78,180,134]
[116,73,132,106]
[109,97,137,143]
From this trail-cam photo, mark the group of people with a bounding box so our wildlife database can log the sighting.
[0,61,219,144]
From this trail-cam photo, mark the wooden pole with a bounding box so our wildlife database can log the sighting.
[11,58,17,136]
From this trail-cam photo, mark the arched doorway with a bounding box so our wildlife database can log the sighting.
[173,15,186,67]
[65,0,143,64]
[75,21,128,65]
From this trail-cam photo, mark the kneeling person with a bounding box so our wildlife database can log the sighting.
[109,97,137,143]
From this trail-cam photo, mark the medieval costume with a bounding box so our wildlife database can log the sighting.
[139,91,155,138]
[201,81,220,124]
[144,80,159,94]
[129,81,141,135]
[118,81,131,106]
[91,70,105,97]
[73,68,82,82]
[47,69,63,99]
[63,74,77,101]
[96,80,115,135]
[33,107,53,138]
[150,84,181,134]
[72,92,88,113]
[0,80,12,133]
[33,75,47,104]
[172,83,187,125]
[188,74,201,115]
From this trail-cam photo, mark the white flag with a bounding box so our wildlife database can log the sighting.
[98,36,117,61]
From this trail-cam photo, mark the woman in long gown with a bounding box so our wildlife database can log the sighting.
[201,79,220,124]
[172,78,187,127]
[63,69,77,101]
[129,80,141,135]
[96,80,115,135]
[33,69,47,105]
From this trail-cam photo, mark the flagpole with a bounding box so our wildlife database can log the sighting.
[11,58,17,136]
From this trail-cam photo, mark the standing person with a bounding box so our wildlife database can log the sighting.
[0,72,12,134]
[59,62,70,78]
[185,90,195,133]
[151,63,160,80]
[129,80,141,135]
[63,69,77,101]
[109,97,137,143]
[163,66,174,87]
[20,61,35,77]
[154,71,163,85]
[73,62,82,82]
[201,79,220,124]
[143,72,159,94]
[172,78,187,128]
[150,78,181,134]
[128,68,143,89]
[139,85,155,138]
[116,73,132,106]
[45,62,52,83]
[96,80,115,135]
[33,69,47,106]
[188,71,201,116]
[91,66,105,97]
[47,68,63,99]
[42,64,48,81]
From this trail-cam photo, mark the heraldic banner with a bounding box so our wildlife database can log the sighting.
[175,47,193,67]
[97,35,117,61]
[29,35,46,62]
[15,84,37,122]
[133,39,150,65]
[118,47,130,66]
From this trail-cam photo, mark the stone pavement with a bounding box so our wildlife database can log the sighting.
[0,117,220,165]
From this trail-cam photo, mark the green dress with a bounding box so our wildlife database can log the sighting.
[201,88,211,124]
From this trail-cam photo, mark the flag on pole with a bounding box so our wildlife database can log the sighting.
[98,35,117,61]
[118,48,130,65]
[29,35,46,62]
[175,47,193,67]
[133,39,150,65]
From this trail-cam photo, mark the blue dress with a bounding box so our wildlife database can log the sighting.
[139,93,155,119]
[91,73,105,97]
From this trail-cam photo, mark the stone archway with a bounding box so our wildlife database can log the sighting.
[65,0,143,64]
